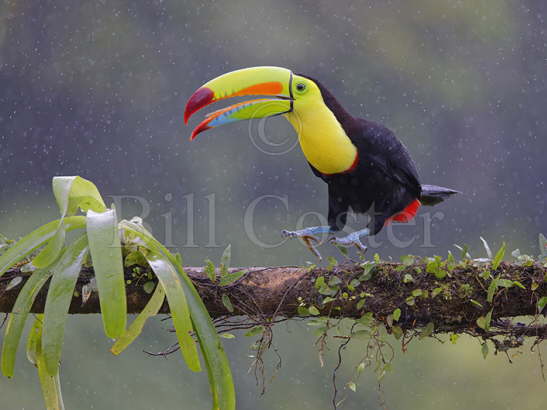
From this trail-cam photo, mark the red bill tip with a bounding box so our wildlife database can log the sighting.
[184,87,214,124]
[189,120,212,141]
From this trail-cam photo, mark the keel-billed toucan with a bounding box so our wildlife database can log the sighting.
[184,66,458,257]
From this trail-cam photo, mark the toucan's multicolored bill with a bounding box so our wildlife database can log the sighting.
[189,98,291,140]
[184,66,293,140]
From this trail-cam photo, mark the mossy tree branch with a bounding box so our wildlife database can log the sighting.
[1,261,545,341]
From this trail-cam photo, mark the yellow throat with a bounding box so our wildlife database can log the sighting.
[285,101,357,175]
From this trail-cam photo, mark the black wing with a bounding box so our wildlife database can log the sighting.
[352,119,422,198]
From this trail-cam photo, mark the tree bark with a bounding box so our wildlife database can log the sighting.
[0,261,545,337]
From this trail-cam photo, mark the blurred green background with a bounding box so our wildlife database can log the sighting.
[0,1,545,409]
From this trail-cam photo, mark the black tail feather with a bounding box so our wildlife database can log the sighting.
[420,184,460,206]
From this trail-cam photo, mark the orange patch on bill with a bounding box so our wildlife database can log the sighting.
[229,81,284,98]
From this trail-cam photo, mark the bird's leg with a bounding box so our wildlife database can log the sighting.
[329,228,370,254]
[282,226,333,260]
[282,226,333,238]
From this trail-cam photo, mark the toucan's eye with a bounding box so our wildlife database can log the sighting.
[296,83,307,92]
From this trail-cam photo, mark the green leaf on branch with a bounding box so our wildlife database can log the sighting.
[124,251,148,268]
[32,177,107,270]
[0,216,86,278]
[392,308,401,322]
[146,254,201,372]
[359,262,375,281]
[52,176,106,217]
[27,316,65,410]
[220,244,231,276]
[219,270,246,287]
[87,208,127,339]
[42,235,89,376]
[120,219,235,410]
[32,225,67,269]
[111,284,166,355]
[487,278,499,303]
[204,259,217,283]
[476,309,493,331]
[1,269,53,377]
[492,243,506,270]
[308,306,320,316]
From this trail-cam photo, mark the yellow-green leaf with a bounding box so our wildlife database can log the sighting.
[146,254,201,372]
[392,308,401,322]
[120,219,235,410]
[111,284,165,355]
[86,209,127,339]
[308,306,320,316]
[1,269,52,377]
[27,317,65,410]
[31,176,106,269]
[42,236,89,376]
[0,216,86,278]
[52,176,106,217]
[32,224,66,269]
[219,270,246,287]
[492,243,506,270]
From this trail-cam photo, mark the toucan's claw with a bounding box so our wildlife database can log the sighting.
[282,230,322,260]
[302,236,322,260]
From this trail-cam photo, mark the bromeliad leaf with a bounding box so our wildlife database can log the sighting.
[52,176,106,217]
[27,317,65,410]
[32,225,66,269]
[111,284,166,355]
[86,209,127,339]
[145,253,201,372]
[42,235,89,376]
[119,219,235,410]
[0,216,86,278]
[1,269,53,377]
[32,177,107,269]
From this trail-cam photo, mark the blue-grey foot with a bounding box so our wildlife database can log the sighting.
[329,228,370,253]
[281,226,332,260]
